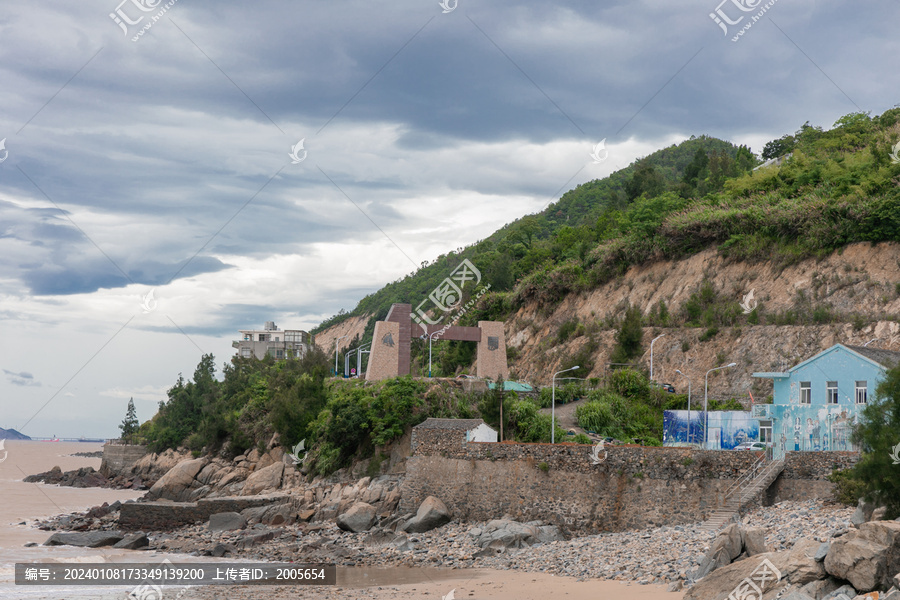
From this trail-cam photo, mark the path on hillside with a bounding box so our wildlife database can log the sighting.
[538,397,596,439]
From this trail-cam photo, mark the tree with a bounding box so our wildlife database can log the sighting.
[761,134,796,160]
[119,398,139,444]
[849,365,900,518]
[610,304,643,364]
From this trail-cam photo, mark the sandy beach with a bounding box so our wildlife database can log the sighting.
[193,569,683,600]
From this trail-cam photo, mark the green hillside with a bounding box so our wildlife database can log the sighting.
[315,110,900,372]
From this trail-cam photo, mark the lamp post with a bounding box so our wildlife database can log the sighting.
[650,334,666,382]
[552,366,579,444]
[675,369,692,445]
[428,330,443,378]
[704,362,737,449]
[863,338,879,347]
[334,335,348,376]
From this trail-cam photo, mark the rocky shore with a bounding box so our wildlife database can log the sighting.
[33,497,859,587]
[24,443,900,599]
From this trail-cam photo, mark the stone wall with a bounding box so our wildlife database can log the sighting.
[119,495,289,530]
[765,450,858,504]
[100,444,148,476]
[400,440,858,532]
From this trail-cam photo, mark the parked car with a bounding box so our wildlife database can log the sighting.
[651,381,676,393]
[733,441,767,451]
[456,374,476,379]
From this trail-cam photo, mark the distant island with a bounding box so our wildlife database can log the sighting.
[0,427,32,440]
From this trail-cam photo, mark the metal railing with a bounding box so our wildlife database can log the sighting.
[721,453,768,506]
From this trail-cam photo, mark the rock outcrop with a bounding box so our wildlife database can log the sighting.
[147,457,208,502]
[823,521,900,592]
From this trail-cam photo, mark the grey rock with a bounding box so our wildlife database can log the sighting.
[209,543,235,558]
[336,502,377,533]
[799,578,839,599]
[742,527,767,556]
[208,512,247,532]
[824,521,900,592]
[23,542,37,547]
[814,543,831,563]
[43,531,124,548]
[821,585,856,600]
[401,496,452,534]
[471,519,564,550]
[235,529,281,549]
[113,533,149,550]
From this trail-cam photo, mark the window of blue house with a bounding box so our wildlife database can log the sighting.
[800,382,811,404]
[827,381,838,404]
[855,381,867,404]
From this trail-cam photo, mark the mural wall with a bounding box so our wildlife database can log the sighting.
[768,404,858,457]
[663,410,759,449]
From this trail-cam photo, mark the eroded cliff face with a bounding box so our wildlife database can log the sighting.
[505,242,900,401]
[313,313,371,355]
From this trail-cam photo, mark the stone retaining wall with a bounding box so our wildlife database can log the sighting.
[100,444,148,476]
[119,495,289,530]
[400,441,857,533]
[766,450,858,504]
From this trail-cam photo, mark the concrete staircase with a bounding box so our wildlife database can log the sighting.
[700,456,785,532]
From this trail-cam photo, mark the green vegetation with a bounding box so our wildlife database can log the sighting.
[831,364,900,518]
[140,109,900,477]
[314,109,900,377]
[118,398,139,445]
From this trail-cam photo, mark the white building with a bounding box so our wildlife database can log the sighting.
[232,321,310,360]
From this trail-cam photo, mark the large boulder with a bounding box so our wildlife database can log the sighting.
[208,512,247,532]
[685,540,826,600]
[695,524,746,579]
[241,462,284,496]
[336,502,377,533]
[43,532,124,548]
[823,521,900,592]
[470,519,564,550]
[401,496,452,534]
[742,527,768,557]
[147,457,208,501]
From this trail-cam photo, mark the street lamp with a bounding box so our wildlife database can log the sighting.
[863,338,879,347]
[650,334,666,382]
[675,369,692,445]
[334,335,348,376]
[428,330,443,378]
[704,362,737,449]
[552,366,579,444]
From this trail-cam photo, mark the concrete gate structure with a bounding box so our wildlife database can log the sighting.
[366,303,508,381]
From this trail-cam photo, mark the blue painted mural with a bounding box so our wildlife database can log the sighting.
[663,410,759,449]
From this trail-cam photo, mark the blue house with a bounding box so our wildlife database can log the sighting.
[752,344,900,459]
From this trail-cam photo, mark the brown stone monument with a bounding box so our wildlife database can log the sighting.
[365,303,508,381]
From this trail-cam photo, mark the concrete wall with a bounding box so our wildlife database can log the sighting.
[100,444,148,476]
[119,495,289,530]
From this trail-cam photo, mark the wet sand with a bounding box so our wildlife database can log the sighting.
[195,568,683,600]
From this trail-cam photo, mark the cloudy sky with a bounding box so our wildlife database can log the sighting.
[1,0,897,438]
